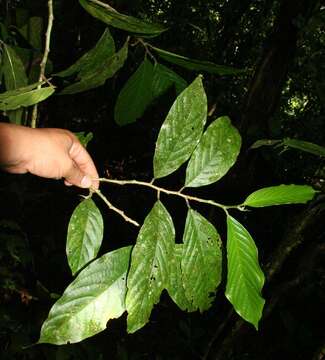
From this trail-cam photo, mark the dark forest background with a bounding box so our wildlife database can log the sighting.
[0,0,325,359]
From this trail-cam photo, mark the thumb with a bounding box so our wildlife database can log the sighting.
[64,162,93,189]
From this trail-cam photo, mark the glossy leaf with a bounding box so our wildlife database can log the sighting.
[79,0,167,37]
[166,244,194,312]
[66,198,103,275]
[152,63,187,98]
[181,209,222,312]
[154,76,207,178]
[151,46,244,75]
[185,116,241,187]
[0,83,55,111]
[114,58,155,126]
[225,215,265,329]
[126,201,175,333]
[243,184,317,208]
[39,246,131,345]
[60,39,128,95]
[55,28,115,78]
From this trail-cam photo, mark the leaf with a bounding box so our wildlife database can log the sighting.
[60,39,128,95]
[166,244,194,312]
[1,43,28,124]
[250,139,282,149]
[185,116,241,187]
[152,63,187,98]
[0,84,55,111]
[2,43,28,90]
[55,28,115,78]
[151,46,245,75]
[0,84,54,111]
[79,0,167,37]
[243,184,317,208]
[39,246,131,345]
[225,215,265,329]
[66,198,104,276]
[283,138,325,158]
[126,201,175,333]
[19,16,43,49]
[75,132,94,148]
[181,209,222,312]
[114,58,155,126]
[153,76,207,179]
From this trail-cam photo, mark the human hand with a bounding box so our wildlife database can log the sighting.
[0,123,99,189]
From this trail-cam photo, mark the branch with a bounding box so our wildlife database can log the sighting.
[31,0,54,128]
[98,178,241,213]
[94,189,140,227]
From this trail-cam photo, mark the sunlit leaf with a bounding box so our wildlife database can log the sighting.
[151,46,245,75]
[60,39,128,94]
[225,215,265,329]
[154,76,207,178]
[0,83,55,111]
[152,63,187,98]
[126,201,175,333]
[79,0,167,37]
[114,58,155,126]
[166,244,194,312]
[39,246,131,345]
[181,209,222,311]
[243,184,317,208]
[185,116,241,187]
[55,28,115,78]
[66,198,104,276]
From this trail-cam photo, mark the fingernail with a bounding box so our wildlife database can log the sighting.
[81,175,92,188]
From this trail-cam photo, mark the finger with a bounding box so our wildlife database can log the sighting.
[64,162,93,189]
[68,141,99,189]
[64,180,73,186]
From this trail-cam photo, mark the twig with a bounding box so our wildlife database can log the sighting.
[94,189,140,227]
[98,178,242,213]
[31,0,54,128]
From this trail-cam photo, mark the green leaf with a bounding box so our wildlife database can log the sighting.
[0,83,55,111]
[66,198,104,276]
[225,215,265,329]
[19,16,43,49]
[2,43,28,90]
[39,246,131,345]
[154,76,207,178]
[181,209,222,312]
[151,46,244,75]
[114,58,155,126]
[152,63,187,98]
[243,184,317,208]
[250,139,282,149]
[55,28,115,78]
[166,244,194,312]
[283,138,325,158]
[185,116,241,187]
[126,201,175,333]
[75,132,94,148]
[79,0,167,37]
[60,39,128,95]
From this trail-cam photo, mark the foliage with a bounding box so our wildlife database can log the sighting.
[0,0,324,358]
[37,77,316,344]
